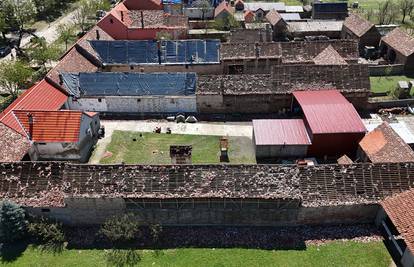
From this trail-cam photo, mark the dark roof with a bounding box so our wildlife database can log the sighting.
[90,40,220,65]
[313,45,347,65]
[313,2,348,13]
[253,119,311,145]
[220,42,281,60]
[61,72,197,97]
[381,189,414,254]
[381,28,414,57]
[0,123,31,162]
[359,122,414,163]
[343,13,375,37]
[293,90,366,134]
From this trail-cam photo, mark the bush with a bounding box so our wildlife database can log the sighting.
[28,217,65,248]
[0,95,15,113]
[0,201,28,243]
[149,224,163,244]
[100,213,140,246]
[105,249,141,267]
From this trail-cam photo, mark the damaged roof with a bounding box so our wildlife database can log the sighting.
[0,123,31,162]
[343,13,375,37]
[359,122,414,163]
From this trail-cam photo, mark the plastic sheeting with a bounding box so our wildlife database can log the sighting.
[61,72,197,97]
[90,40,220,65]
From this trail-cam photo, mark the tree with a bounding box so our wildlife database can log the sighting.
[27,37,61,68]
[192,0,212,33]
[398,0,414,23]
[0,201,28,243]
[213,15,240,31]
[100,213,140,246]
[3,0,37,48]
[74,0,111,33]
[57,23,77,50]
[0,11,7,40]
[0,60,33,99]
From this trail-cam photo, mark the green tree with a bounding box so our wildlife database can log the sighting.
[0,60,33,99]
[398,0,414,23]
[0,11,7,40]
[57,23,77,51]
[74,0,111,33]
[100,213,140,246]
[27,37,61,68]
[0,201,28,243]
[213,15,240,31]
[28,217,65,251]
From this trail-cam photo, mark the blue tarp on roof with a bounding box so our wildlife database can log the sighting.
[61,72,197,97]
[313,2,348,13]
[162,0,182,4]
[90,40,220,65]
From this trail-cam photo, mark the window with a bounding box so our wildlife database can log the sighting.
[98,98,102,102]
[41,208,50,212]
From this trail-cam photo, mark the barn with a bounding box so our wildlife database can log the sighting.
[293,90,366,158]
[253,119,311,160]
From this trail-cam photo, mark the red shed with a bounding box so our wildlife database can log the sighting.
[293,90,366,158]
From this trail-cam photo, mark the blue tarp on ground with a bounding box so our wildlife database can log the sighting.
[90,40,220,65]
[61,72,197,97]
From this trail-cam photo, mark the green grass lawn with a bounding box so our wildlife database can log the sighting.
[370,75,414,94]
[0,241,391,267]
[100,131,256,164]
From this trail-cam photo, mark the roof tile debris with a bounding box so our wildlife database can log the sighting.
[253,119,311,145]
[359,122,414,163]
[381,189,414,254]
[13,110,84,143]
[288,21,343,33]
[343,13,375,37]
[221,42,281,60]
[313,45,348,65]
[0,123,31,162]
[381,28,414,57]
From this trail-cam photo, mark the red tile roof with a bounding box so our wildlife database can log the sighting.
[215,1,235,17]
[0,123,31,162]
[382,28,414,57]
[381,189,414,254]
[13,110,84,143]
[343,13,375,37]
[313,45,347,65]
[359,122,414,163]
[253,119,311,145]
[293,90,366,134]
[0,80,68,135]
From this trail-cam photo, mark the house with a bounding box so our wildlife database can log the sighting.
[265,9,287,41]
[312,2,348,20]
[244,2,285,21]
[358,122,414,163]
[0,123,31,162]
[287,21,344,39]
[122,0,163,10]
[380,28,414,72]
[97,2,188,40]
[214,0,234,20]
[12,110,101,163]
[253,119,311,160]
[244,10,254,23]
[293,90,367,158]
[378,189,414,267]
[341,14,381,55]
[63,72,197,114]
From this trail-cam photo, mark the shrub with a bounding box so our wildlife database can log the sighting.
[28,217,65,247]
[105,249,141,267]
[149,223,163,244]
[100,213,140,246]
[0,95,15,113]
[0,201,28,243]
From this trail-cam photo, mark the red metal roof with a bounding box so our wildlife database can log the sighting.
[0,80,68,135]
[293,90,366,134]
[13,110,83,143]
[253,119,311,145]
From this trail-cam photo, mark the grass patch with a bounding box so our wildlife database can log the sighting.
[100,131,256,164]
[0,241,391,267]
[370,75,414,94]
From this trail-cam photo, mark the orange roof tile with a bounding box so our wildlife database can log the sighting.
[0,80,68,135]
[313,45,348,65]
[382,28,414,57]
[13,110,84,143]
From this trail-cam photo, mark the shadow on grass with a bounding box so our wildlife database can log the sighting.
[0,241,29,263]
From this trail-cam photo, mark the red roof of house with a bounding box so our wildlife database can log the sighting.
[12,110,84,143]
[0,80,68,135]
[253,119,311,145]
[293,90,366,134]
[215,1,235,17]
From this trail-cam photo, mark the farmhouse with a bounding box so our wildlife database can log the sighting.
[62,72,197,114]
[380,28,414,72]
[265,9,288,41]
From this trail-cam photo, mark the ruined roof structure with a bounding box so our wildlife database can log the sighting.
[359,122,414,163]
[381,189,414,254]
[2,162,414,208]
[313,45,348,65]
[381,28,414,57]
[0,123,31,162]
[343,13,375,37]
[220,42,281,60]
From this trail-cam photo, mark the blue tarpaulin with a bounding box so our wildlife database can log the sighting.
[61,72,197,97]
[90,40,220,65]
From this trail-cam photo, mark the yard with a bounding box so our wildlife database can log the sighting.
[370,75,414,94]
[0,241,392,267]
[99,131,256,164]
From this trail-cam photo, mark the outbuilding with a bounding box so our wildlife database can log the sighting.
[253,119,311,160]
[380,28,414,72]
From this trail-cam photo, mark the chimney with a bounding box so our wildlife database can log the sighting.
[140,11,144,29]
[120,11,124,22]
[96,29,100,40]
[27,112,33,141]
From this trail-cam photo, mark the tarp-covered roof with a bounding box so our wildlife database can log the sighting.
[90,40,220,65]
[61,72,197,97]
